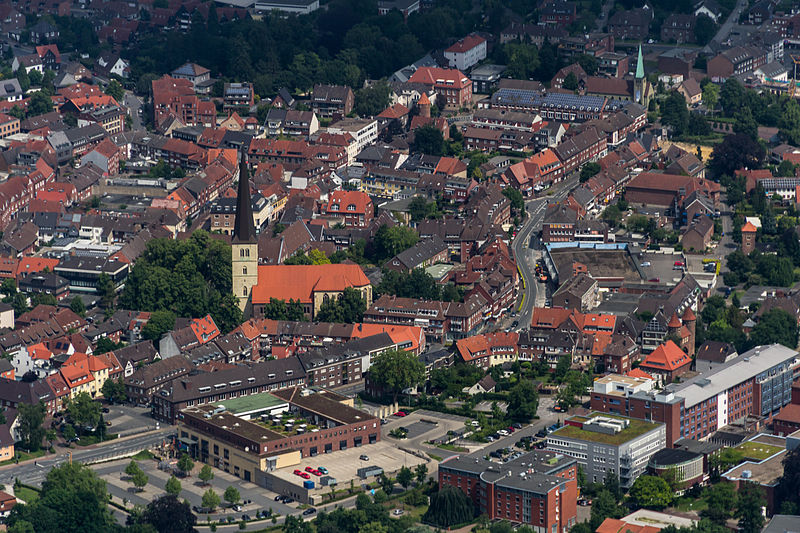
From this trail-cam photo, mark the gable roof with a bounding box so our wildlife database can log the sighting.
[640,340,692,372]
[251,264,370,305]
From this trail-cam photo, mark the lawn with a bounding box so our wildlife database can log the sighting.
[426,452,443,461]
[735,441,783,461]
[14,486,40,504]
[672,494,708,512]
[132,450,154,460]
[75,433,118,447]
[433,443,468,452]
[0,448,47,466]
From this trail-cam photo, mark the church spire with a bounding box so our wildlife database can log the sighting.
[232,151,256,244]
[635,44,645,79]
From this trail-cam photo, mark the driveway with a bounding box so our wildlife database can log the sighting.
[124,91,144,130]
[105,404,161,437]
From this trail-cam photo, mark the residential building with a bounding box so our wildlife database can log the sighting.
[311,84,354,118]
[321,190,374,228]
[456,331,519,369]
[707,46,768,81]
[377,0,420,17]
[124,356,196,406]
[439,450,578,531]
[542,203,579,243]
[444,34,487,72]
[152,357,306,423]
[254,0,321,15]
[661,14,696,43]
[327,118,378,155]
[608,8,652,41]
[408,67,473,111]
[384,236,448,273]
[639,340,693,384]
[170,63,211,90]
[224,82,255,109]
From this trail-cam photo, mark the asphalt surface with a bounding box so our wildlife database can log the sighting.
[512,174,581,331]
[124,91,144,130]
[711,0,748,46]
[0,428,175,487]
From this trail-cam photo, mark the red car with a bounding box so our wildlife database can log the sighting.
[293,469,303,476]
[299,472,310,479]
[394,411,407,417]
[305,466,314,473]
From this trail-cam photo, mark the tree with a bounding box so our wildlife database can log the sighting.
[372,224,419,262]
[736,482,766,533]
[603,471,622,501]
[101,377,126,403]
[629,475,673,509]
[201,488,220,511]
[141,310,176,342]
[62,423,76,442]
[504,42,540,80]
[507,380,539,422]
[67,392,101,433]
[554,354,571,381]
[223,485,240,506]
[580,162,601,182]
[140,494,196,533]
[354,81,390,117]
[177,454,194,477]
[125,460,142,478]
[777,160,796,177]
[132,469,149,492]
[45,428,57,449]
[709,133,765,179]
[69,296,86,316]
[368,348,425,404]
[198,464,214,485]
[378,473,393,495]
[702,481,737,523]
[422,486,474,528]
[26,91,53,117]
[315,287,367,323]
[96,273,116,308]
[165,475,181,497]
[409,196,437,222]
[502,187,524,213]
[694,14,717,46]
[17,402,46,451]
[777,446,800,516]
[7,463,114,533]
[703,82,719,114]
[590,489,621,530]
[660,90,689,135]
[720,78,745,117]
[749,308,798,349]
[415,463,428,485]
[397,466,413,489]
[105,80,124,102]
[563,72,579,91]
[576,54,598,75]
[412,125,445,156]
[95,337,124,355]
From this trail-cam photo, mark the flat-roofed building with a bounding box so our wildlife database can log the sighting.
[546,412,666,488]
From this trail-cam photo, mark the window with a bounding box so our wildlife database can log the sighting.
[242,266,247,275]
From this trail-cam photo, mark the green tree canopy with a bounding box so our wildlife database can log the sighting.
[119,231,242,333]
[422,486,474,528]
[141,310,176,341]
[736,482,766,533]
[629,475,673,509]
[412,125,445,156]
[139,494,196,533]
[354,81,390,117]
[17,401,46,451]
[201,488,221,511]
[749,308,799,349]
[67,392,101,433]
[368,348,425,404]
[8,463,114,533]
[507,380,539,422]
[199,464,214,485]
[224,485,240,505]
[165,475,182,497]
[315,287,367,323]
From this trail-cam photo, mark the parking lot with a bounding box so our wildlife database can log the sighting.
[271,440,428,493]
[103,405,161,437]
[93,457,296,523]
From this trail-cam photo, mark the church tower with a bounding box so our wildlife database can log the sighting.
[634,44,648,107]
[231,151,258,312]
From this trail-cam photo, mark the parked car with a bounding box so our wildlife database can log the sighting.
[393,509,404,516]
[303,508,317,516]
[394,411,407,417]
[318,466,328,474]
[242,514,251,521]
[359,454,369,461]
[512,422,523,429]
[300,472,310,479]
[498,429,509,436]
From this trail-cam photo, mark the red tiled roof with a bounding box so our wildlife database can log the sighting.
[445,34,486,54]
[408,67,471,89]
[626,368,654,380]
[640,340,691,372]
[251,264,370,305]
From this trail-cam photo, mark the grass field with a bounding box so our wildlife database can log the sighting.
[735,441,783,461]
[14,486,40,504]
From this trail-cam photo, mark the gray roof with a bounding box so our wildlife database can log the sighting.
[762,515,800,533]
[669,344,798,408]
[387,235,447,270]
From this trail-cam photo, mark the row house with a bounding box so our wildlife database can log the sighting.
[151,75,216,128]
[264,109,319,138]
[553,127,608,174]
[463,127,537,153]
[456,331,519,369]
[417,217,507,261]
[408,67,473,111]
[503,148,564,195]
[707,46,768,81]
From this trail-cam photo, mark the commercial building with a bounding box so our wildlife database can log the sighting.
[444,34,487,72]
[647,448,705,491]
[545,413,666,488]
[591,344,800,445]
[439,450,578,531]
[176,388,380,484]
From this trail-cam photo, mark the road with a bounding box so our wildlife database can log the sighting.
[711,0,748,46]
[512,174,581,331]
[594,0,613,32]
[124,90,144,130]
[0,428,175,487]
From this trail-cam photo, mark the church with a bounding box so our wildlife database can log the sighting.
[231,153,372,318]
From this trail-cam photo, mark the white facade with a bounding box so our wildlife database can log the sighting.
[444,38,487,72]
[328,119,378,155]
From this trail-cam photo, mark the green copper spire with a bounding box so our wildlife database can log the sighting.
[635,44,644,79]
